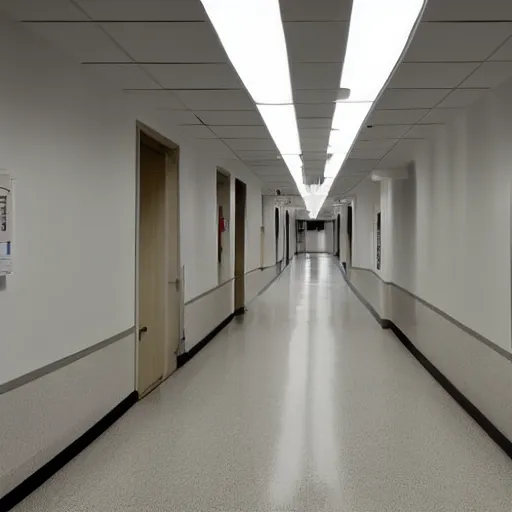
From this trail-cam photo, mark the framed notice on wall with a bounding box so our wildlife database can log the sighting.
[0,172,12,275]
[376,212,381,271]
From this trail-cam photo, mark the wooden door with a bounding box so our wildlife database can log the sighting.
[138,142,166,396]
[234,179,246,314]
[165,150,180,377]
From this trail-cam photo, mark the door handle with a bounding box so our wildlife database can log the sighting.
[168,278,180,291]
[138,326,148,341]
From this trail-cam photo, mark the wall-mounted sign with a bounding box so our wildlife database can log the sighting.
[0,172,12,275]
[376,212,381,271]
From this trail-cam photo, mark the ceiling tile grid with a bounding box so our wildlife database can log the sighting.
[8,0,512,209]
[336,0,512,203]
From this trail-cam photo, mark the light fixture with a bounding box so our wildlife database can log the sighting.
[200,0,306,199]
[312,0,426,218]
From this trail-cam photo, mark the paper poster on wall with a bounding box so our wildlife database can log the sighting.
[0,172,13,275]
[376,212,381,271]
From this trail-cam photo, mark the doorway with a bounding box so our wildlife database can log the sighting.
[346,205,353,268]
[216,170,231,284]
[137,128,180,397]
[336,213,341,258]
[234,179,246,315]
[285,210,290,264]
[275,207,280,263]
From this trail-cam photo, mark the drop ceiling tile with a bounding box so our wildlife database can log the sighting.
[301,139,328,151]
[349,148,390,159]
[368,109,429,125]
[195,110,262,126]
[403,124,441,139]
[27,22,130,62]
[103,22,225,63]
[262,176,294,183]
[460,62,512,88]
[404,23,512,62]
[123,90,184,109]
[436,89,486,108]
[298,118,333,128]
[172,89,253,110]
[84,63,159,89]
[250,165,287,173]
[77,0,206,21]
[280,0,351,21]
[353,139,399,151]
[422,0,512,21]
[224,139,276,151]
[143,64,241,89]
[490,37,512,61]
[1,0,86,20]
[294,89,339,103]
[304,162,326,171]
[291,63,341,89]
[210,126,269,139]
[180,125,216,139]
[388,63,479,89]
[359,125,412,139]
[343,159,380,173]
[156,109,202,125]
[299,128,331,139]
[303,152,329,161]
[378,89,450,109]
[295,103,335,118]
[418,108,462,124]
[236,151,281,160]
[285,22,347,62]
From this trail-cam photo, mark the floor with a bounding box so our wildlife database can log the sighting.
[15,255,512,512]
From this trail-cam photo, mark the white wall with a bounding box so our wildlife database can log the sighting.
[0,15,268,497]
[352,179,380,271]
[352,74,512,353]
[305,222,334,253]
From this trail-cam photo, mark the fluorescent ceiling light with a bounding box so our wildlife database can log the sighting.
[200,0,292,105]
[201,0,305,202]
[258,105,301,155]
[313,0,425,218]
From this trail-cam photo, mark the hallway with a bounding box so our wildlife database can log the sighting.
[15,255,512,512]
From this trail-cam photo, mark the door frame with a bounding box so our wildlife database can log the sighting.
[135,121,182,394]
[285,210,290,263]
[234,178,246,315]
[275,207,280,264]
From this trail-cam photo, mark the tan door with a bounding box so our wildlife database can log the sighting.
[165,151,180,377]
[138,142,166,396]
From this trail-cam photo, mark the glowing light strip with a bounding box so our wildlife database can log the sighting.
[200,0,305,194]
[312,0,425,218]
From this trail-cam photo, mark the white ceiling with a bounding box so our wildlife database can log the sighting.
[325,0,512,213]
[2,0,512,214]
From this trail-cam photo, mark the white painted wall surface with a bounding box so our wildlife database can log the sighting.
[351,75,512,352]
[262,196,277,267]
[352,179,380,271]
[305,222,334,253]
[0,15,268,498]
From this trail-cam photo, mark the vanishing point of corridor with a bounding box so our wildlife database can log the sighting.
[14,255,512,512]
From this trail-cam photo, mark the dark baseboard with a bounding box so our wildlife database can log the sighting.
[1,391,138,511]
[234,307,245,316]
[388,321,512,460]
[177,313,235,368]
[337,263,512,461]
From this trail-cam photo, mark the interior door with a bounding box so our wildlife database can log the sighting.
[138,142,166,396]
[165,151,180,377]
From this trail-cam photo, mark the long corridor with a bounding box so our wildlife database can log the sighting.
[15,255,512,512]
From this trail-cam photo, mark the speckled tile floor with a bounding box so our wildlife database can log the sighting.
[14,255,512,511]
